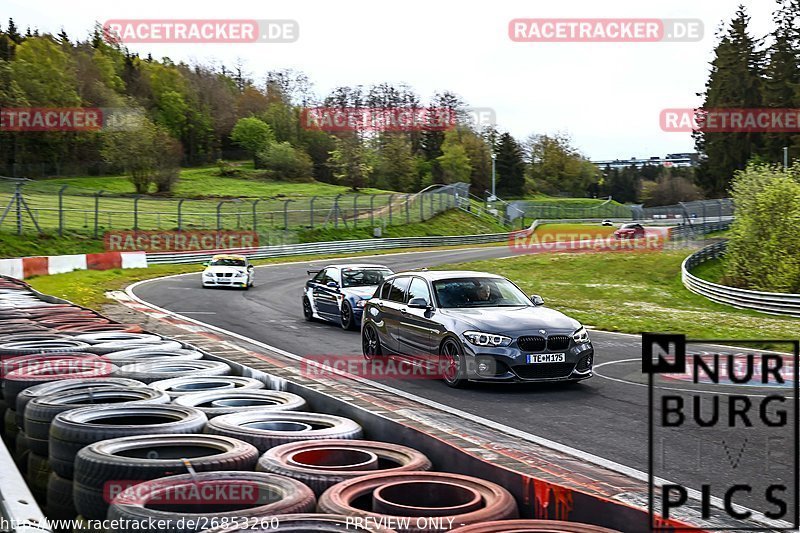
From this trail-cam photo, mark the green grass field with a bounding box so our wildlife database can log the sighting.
[432,250,796,340]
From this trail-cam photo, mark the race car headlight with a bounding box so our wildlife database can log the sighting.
[202,271,214,277]
[356,299,369,308]
[572,327,590,344]
[463,331,512,347]
[234,272,244,277]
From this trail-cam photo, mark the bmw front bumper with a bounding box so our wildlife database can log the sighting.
[460,340,594,383]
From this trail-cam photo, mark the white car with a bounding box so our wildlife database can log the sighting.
[201,254,254,290]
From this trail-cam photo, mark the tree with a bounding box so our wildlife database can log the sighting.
[639,172,701,206]
[101,116,181,194]
[694,7,764,195]
[328,135,373,191]
[257,142,313,182]
[494,132,525,196]
[436,130,471,184]
[11,36,79,105]
[724,163,800,292]
[374,133,416,191]
[525,133,599,196]
[231,117,275,166]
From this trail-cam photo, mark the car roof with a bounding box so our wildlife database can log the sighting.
[324,264,392,270]
[386,270,505,282]
[211,254,246,260]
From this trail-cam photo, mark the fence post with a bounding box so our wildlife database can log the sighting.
[58,185,68,236]
[370,195,375,227]
[333,194,342,229]
[420,192,425,221]
[133,195,141,231]
[388,193,395,225]
[252,199,261,233]
[717,200,723,222]
[216,200,225,231]
[14,183,22,235]
[177,199,185,232]
[353,194,360,228]
[94,190,104,238]
[283,199,295,230]
[430,192,434,217]
[310,196,317,229]
[405,194,410,224]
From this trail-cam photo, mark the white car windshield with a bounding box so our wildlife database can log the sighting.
[210,259,246,267]
[432,278,532,308]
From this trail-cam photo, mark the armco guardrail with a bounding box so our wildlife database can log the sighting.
[682,240,800,317]
[147,232,512,264]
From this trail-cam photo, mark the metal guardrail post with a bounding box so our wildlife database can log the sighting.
[283,199,295,230]
[58,185,68,236]
[94,190,104,238]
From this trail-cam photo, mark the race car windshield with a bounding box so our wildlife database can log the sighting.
[341,269,392,287]
[432,278,532,308]
[210,259,246,267]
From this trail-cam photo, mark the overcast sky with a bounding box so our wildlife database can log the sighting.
[4,0,779,159]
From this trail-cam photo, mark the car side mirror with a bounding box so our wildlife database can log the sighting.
[202,261,210,267]
[530,294,544,306]
[408,297,430,309]
[327,281,339,288]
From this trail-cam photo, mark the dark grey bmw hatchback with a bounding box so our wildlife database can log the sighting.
[361,270,594,387]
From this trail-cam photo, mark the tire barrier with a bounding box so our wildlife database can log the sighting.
[46,472,76,520]
[151,376,265,398]
[317,472,518,533]
[24,387,171,456]
[449,520,623,532]
[0,338,92,355]
[174,390,308,418]
[257,440,432,496]
[200,513,398,532]
[114,359,232,384]
[27,451,50,505]
[107,471,316,533]
[74,434,260,519]
[49,404,208,479]
[206,412,364,453]
[103,347,203,366]
[3,356,116,407]
[72,332,164,345]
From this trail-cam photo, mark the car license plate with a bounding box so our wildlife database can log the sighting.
[527,353,565,364]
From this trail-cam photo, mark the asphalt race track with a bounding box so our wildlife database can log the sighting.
[133,246,796,513]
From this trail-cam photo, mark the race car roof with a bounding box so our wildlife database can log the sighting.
[211,254,246,260]
[326,264,392,270]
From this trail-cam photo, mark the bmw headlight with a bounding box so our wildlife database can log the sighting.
[234,272,244,277]
[572,326,590,344]
[202,271,214,277]
[356,299,369,308]
[463,331,512,347]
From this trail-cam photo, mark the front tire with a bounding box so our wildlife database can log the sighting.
[362,324,382,360]
[302,297,314,321]
[440,338,467,388]
[340,302,356,331]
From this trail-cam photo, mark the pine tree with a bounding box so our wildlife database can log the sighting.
[694,6,764,195]
[6,18,21,44]
[494,132,525,196]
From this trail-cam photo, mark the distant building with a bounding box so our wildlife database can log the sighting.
[591,153,698,169]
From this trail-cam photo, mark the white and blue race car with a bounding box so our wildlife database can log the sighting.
[302,264,394,330]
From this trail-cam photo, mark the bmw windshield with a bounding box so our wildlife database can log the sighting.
[432,277,532,308]
[341,268,393,288]
[210,259,246,267]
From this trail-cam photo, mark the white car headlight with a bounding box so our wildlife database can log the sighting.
[202,271,214,277]
[463,331,512,347]
[234,272,244,277]
[572,327,590,344]
[356,299,369,308]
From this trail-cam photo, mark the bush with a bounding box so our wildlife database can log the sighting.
[724,163,800,292]
[216,159,241,177]
[257,142,313,182]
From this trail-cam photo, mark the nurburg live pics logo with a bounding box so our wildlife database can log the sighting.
[643,333,799,531]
